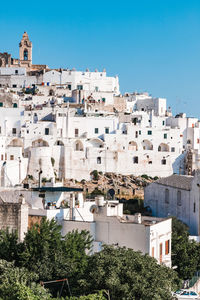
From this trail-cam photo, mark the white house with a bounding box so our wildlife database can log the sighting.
[62,197,172,267]
[144,171,200,236]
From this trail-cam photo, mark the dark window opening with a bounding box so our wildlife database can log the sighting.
[45,128,49,135]
[24,49,28,61]
[97,157,101,164]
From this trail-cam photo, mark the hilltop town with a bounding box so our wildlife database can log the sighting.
[1,32,200,299]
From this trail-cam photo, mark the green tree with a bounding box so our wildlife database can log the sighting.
[172,217,199,280]
[18,218,92,296]
[0,229,20,262]
[79,245,180,300]
[0,259,51,300]
[65,290,106,300]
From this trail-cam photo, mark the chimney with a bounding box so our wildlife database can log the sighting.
[134,213,142,224]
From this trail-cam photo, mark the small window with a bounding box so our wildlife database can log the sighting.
[1,154,3,160]
[165,189,169,204]
[45,128,49,135]
[164,133,167,139]
[13,103,17,108]
[97,157,101,164]
[194,202,196,213]
[0,103,3,107]
[165,240,170,255]
[10,155,14,160]
[147,130,152,135]
[161,159,166,165]
[177,190,181,206]
[171,147,175,152]
[27,130,29,134]
[135,131,138,138]
[152,247,155,258]
[5,154,7,160]
[77,85,83,90]
[139,130,141,135]
[162,121,165,125]
[12,128,17,135]
[75,128,79,137]
[95,128,99,134]
[102,98,106,102]
[133,156,138,164]
[15,70,18,74]
[148,161,152,164]
[105,127,109,134]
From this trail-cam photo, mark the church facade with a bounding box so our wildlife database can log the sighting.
[0,32,48,72]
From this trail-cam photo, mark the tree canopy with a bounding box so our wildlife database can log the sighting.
[172,217,200,280]
[79,245,181,300]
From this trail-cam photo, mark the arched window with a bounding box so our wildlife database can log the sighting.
[24,49,28,61]
[165,189,169,204]
[177,191,181,206]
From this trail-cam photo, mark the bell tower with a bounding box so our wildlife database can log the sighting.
[19,32,32,69]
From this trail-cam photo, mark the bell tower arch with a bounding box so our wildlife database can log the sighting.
[19,32,32,69]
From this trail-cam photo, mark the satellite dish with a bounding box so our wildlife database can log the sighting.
[90,205,99,214]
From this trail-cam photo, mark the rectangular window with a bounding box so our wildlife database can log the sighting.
[165,240,170,255]
[171,147,175,152]
[105,127,109,134]
[0,103,3,107]
[177,190,181,206]
[102,98,106,102]
[12,128,16,135]
[139,130,141,135]
[1,154,3,160]
[135,131,138,138]
[164,133,167,139]
[15,70,18,74]
[133,156,138,164]
[147,130,152,135]
[194,202,196,213]
[197,139,200,144]
[97,157,101,164]
[160,243,163,263]
[161,159,166,165]
[75,128,79,137]
[95,128,99,134]
[162,121,165,126]
[77,85,83,90]
[165,189,169,204]
[10,155,14,160]
[45,128,49,135]
[152,247,155,258]
[5,154,7,160]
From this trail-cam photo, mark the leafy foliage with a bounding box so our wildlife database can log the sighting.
[0,229,20,262]
[172,217,199,280]
[0,259,51,300]
[79,245,181,300]
[65,290,106,300]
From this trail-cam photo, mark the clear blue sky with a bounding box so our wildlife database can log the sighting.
[1,0,200,117]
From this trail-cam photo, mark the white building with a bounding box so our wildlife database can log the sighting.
[144,171,200,237]
[61,197,172,267]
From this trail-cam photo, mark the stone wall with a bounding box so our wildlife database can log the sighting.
[0,201,28,241]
